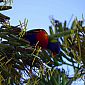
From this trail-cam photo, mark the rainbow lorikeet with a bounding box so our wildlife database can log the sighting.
[24,29,60,55]
[24,29,48,49]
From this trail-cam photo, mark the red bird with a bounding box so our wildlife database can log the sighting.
[24,29,60,56]
[24,29,48,49]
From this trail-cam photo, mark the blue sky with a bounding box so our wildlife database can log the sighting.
[1,0,85,32]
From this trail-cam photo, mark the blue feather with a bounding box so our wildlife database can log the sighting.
[25,32,37,45]
[47,42,60,54]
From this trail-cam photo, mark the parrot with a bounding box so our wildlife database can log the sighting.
[24,29,48,49]
[23,29,60,56]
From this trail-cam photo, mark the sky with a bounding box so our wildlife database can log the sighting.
[1,0,85,32]
[1,0,85,84]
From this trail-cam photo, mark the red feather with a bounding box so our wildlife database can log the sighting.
[36,30,48,48]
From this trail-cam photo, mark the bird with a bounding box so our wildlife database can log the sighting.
[23,29,60,56]
[24,29,49,49]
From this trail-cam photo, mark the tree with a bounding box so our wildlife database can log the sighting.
[0,0,85,85]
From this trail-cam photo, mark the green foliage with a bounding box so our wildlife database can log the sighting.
[1,0,13,5]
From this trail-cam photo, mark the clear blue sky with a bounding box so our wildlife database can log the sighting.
[1,0,85,32]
